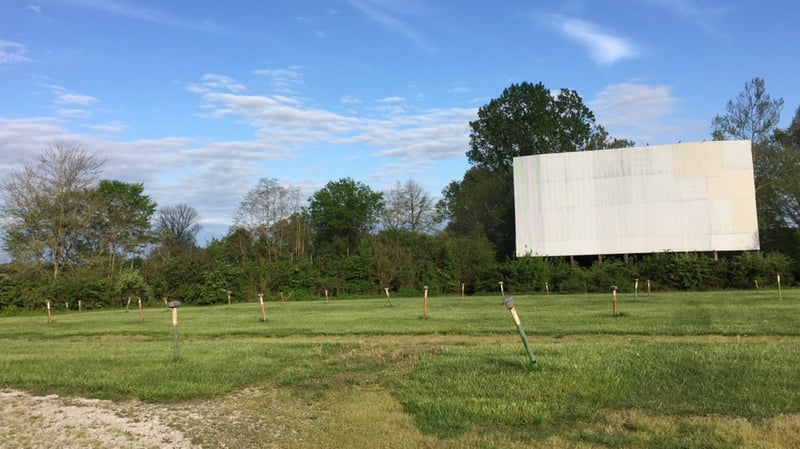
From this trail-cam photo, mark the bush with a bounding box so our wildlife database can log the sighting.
[48,270,109,309]
[550,261,588,294]
[638,253,714,290]
[765,252,794,286]
[585,259,638,292]
[114,268,150,306]
[728,252,768,289]
[504,256,551,293]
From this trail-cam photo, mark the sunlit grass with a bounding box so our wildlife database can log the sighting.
[1,289,799,448]
[395,340,800,439]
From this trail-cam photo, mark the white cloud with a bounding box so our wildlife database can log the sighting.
[56,93,99,106]
[0,118,69,167]
[0,40,30,65]
[376,96,405,103]
[187,73,245,94]
[585,82,706,145]
[200,92,359,138]
[190,74,474,165]
[552,16,638,66]
[371,121,471,161]
[0,73,477,247]
[252,66,304,95]
[56,108,92,118]
[589,82,679,127]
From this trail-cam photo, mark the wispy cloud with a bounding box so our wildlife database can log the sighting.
[295,14,329,39]
[187,74,246,95]
[345,0,436,53]
[56,108,92,119]
[589,83,678,127]
[588,82,688,144]
[189,73,472,164]
[56,93,99,106]
[340,95,362,105]
[0,118,70,165]
[0,72,475,247]
[370,96,407,115]
[51,0,223,33]
[0,40,30,65]
[376,96,405,104]
[548,16,638,66]
[448,82,470,94]
[642,0,729,38]
[252,66,305,96]
[39,85,99,120]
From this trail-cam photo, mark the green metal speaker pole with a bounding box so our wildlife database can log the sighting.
[169,301,182,362]
[172,322,180,362]
[504,297,536,365]
[384,287,393,306]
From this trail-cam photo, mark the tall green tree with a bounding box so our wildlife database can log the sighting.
[711,77,783,148]
[711,77,784,247]
[309,178,384,256]
[448,81,615,259]
[90,180,156,278]
[766,107,800,261]
[372,230,413,290]
[467,82,601,173]
[0,141,104,279]
[772,106,800,228]
[443,230,497,293]
[438,166,506,255]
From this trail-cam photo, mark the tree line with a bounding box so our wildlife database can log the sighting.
[1,78,798,311]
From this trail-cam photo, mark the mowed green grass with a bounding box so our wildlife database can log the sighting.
[1,289,799,448]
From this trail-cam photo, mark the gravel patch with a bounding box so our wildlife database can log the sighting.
[0,389,196,449]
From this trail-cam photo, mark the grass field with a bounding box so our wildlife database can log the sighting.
[1,289,799,448]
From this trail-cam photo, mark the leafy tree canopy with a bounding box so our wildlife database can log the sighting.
[309,177,383,255]
[0,141,104,279]
[467,81,603,174]
[452,81,629,260]
[712,77,783,147]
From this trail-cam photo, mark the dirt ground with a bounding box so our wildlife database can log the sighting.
[0,386,323,449]
[0,389,196,449]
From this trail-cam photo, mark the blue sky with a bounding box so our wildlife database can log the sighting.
[1,0,798,245]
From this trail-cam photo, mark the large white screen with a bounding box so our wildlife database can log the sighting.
[513,140,760,257]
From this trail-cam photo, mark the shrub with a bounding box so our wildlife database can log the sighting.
[504,256,551,293]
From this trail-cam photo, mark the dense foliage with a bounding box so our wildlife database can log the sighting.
[1,79,799,311]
